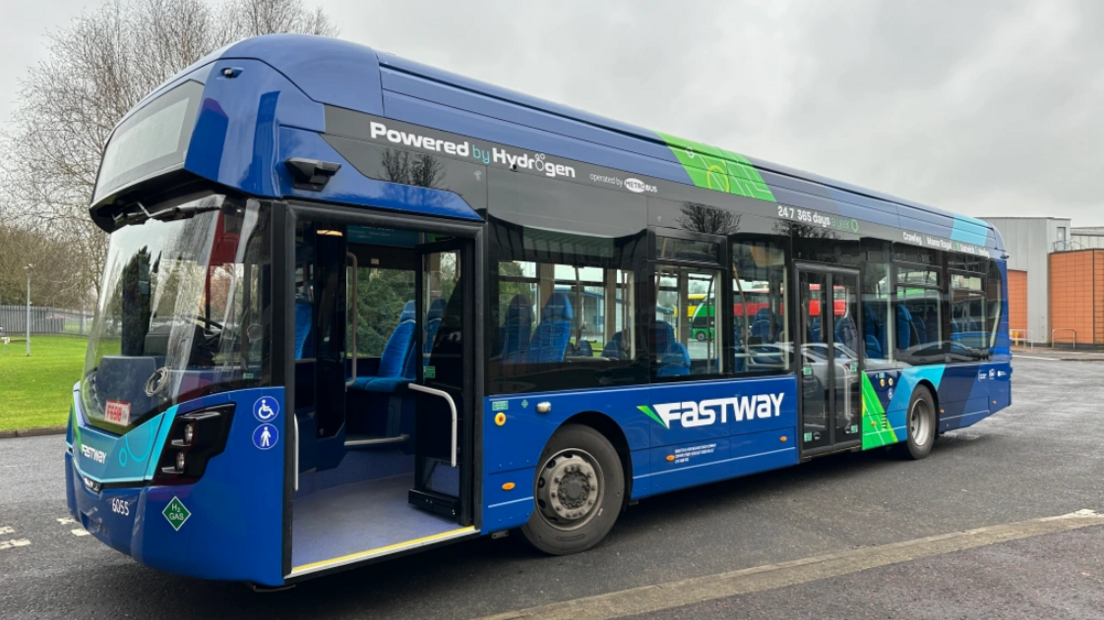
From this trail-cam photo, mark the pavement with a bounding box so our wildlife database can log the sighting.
[1012,346,1104,361]
[1,356,1103,619]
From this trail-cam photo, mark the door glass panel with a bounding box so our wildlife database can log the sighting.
[833,276,861,443]
[416,246,465,502]
[799,271,830,451]
[422,249,461,378]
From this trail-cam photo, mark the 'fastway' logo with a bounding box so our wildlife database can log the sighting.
[638,393,784,429]
[81,444,106,464]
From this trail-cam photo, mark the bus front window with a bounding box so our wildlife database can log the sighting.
[81,196,271,435]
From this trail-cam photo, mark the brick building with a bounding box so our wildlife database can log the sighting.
[983,217,1104,346]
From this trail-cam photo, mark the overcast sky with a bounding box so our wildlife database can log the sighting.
[2,0,1101,225]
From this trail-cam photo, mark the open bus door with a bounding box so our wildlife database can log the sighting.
[283,206,479,581]
[409,238,476,525]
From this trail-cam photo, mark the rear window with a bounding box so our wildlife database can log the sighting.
[93,80,203,203]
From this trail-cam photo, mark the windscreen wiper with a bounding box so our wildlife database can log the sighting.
[112,199,224,227]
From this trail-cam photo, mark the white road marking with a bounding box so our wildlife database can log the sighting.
[71,529,90,537]
[56,518,76,525]
[473,509,1104,620]
[0,539,31,550]
[0,526,14,535]
[1015,355,1059,361]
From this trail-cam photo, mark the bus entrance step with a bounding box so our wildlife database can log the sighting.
[408,488,460,518]
[344,434,410,449]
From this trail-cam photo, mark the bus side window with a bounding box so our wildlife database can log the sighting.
[731,239,790,374]
[487,216,647,394]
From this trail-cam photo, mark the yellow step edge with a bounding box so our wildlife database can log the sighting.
[290,526,477,576]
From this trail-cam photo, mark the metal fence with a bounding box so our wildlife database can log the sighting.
[0,305,94,336]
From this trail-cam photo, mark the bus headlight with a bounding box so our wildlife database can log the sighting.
[153,404,235,485]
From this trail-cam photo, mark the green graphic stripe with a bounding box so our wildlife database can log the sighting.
[637,405,668,429]
[657,132,776,202]
[861,374,898,450]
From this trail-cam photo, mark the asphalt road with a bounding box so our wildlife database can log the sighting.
[2,356,1103,619]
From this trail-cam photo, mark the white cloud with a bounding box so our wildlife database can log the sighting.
[4,0,1102,224]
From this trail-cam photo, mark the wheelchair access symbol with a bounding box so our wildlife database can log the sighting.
[253,396,279,423]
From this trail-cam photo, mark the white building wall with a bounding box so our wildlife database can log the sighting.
[1072,233,1104,250]
[982,217,1071,344]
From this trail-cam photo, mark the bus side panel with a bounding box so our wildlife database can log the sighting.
[482,376,798,530]
[936,364,992,432]
[862,362,1012,441]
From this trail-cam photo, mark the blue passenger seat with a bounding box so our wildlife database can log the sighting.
[525,293,573,364]
[351,300,417,392]
[751,308,775,343]
[602,329,630,359]
[809,317,823,343]
[896,305,916,350]
[862,305,884,360]
[424,298,447,363]
[835,314,859,353]
[657,342,691,377]
[653,321,676,357]
[573,339,594,357]
[911,313,928,345]
[500,294,533,363]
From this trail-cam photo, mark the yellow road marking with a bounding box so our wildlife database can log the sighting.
[472,510,1104,620]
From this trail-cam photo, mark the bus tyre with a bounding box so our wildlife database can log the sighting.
[695,331,707,342]
[894,386,937,460]
[521,424,624,555]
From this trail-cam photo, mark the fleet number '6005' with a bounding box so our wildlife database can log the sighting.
[111,498,129,516]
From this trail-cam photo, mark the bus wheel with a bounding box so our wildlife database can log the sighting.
[894,386,936,460]
[695,331,707,342]
[521,424,624,555]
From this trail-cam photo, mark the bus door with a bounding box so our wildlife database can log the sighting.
[409,238,475,525]
[796,264,862,455]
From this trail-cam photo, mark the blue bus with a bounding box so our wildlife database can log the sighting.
[67,34,1011,587]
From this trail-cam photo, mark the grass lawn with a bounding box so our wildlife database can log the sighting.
[0,335,86,431]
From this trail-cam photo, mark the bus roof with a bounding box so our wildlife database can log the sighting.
[103,34,1002,253]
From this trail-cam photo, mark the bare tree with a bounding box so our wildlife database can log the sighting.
[379,149,447,189]
[0,224,91,308]
[0,0,336,301]
[677,202,741,236]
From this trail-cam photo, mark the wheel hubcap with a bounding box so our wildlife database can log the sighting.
[536,449,603,529]
[910,399,932,446]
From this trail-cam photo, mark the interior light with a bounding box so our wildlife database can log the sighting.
[317,229,343,237]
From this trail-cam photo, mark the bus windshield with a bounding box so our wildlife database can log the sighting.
[81,195,271,434]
